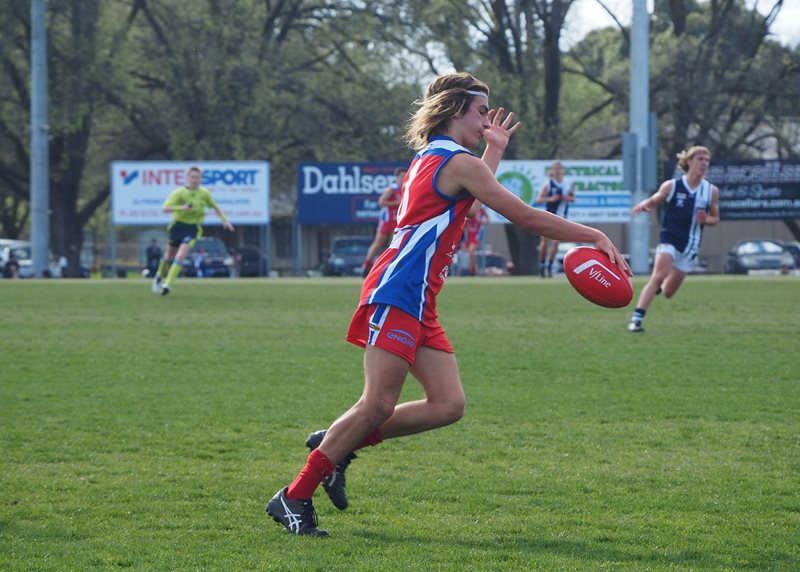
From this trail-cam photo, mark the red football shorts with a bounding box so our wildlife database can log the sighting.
[346,304,453,365]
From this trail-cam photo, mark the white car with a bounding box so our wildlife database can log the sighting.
[0,239,62,278]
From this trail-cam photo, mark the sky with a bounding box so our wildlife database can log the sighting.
[564,0,800,49]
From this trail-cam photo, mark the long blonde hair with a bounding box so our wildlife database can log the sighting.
[676,146,710,172]
[403,73,490,151]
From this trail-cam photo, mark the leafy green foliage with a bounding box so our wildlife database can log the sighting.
[1,0,798,270]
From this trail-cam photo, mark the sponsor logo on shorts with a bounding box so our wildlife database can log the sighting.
[386,329,416,348]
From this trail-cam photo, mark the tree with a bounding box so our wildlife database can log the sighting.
[0,0,157,275]
[567,0,800,160]
[0,0,418,273]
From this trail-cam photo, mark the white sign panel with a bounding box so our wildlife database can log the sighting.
[111,161,270,225]
[493,160,631,223]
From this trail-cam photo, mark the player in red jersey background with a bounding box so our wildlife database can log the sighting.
[461,205,490,275]
[362,167,406,276]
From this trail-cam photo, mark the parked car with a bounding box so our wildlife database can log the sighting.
[479,252,513,276]
[322,235,373,276]
[454,248,513,276]
[783,241,800,268]
[724,239,797,274]
[183,237,234,278]
[238,245,270,277]
[0,239,66,278]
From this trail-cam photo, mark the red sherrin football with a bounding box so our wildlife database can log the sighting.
[563,246,633,308]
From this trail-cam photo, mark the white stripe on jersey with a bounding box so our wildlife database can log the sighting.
[417,211,455,318]
[428,139,467,153]
[396,159,423,224]
[367,208,453,319]
[683,180,709,258]
[666,179,677,202]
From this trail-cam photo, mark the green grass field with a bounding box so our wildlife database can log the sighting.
[2,276,798,571]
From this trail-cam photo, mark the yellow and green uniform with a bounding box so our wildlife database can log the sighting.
[157,186,223,286]
[164,186,219,227]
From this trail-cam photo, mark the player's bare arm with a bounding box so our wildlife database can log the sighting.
[632,180,672,214]
[443,154,630,273]
[467,200,484,218]
[214,206,235,231]
[696,186,720,225]
[536,184,558,204]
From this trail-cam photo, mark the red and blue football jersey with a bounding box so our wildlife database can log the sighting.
[379,184,403,225]
[360,136,476,324]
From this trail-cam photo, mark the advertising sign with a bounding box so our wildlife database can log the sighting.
[494,160,630,223]
[296,162,407,225]
[111,161,270,225]
[667,160,800,220]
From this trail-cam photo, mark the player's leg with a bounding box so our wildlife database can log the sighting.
[268,346,408,534]
[318,346,409,463]
[628,251,673,331]
[468,243,478,275]
[162,241,193,294]
[661,267,687,298]
[377,346,465,438]
[547,240,560,276]
[304,345,406,510]
[152,244,177,293]
[539,238,549,277]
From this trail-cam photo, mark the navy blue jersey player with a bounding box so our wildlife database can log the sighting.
[536,161,575,277]
[628,146,720,332]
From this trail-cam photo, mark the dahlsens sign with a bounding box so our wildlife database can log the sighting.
[297,162,407,224]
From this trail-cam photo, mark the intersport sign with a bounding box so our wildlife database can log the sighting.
[111,161,270,225]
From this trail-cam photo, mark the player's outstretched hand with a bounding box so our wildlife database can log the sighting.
[483,107,521,151]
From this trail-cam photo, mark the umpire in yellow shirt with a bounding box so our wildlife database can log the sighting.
[152,166,235,295]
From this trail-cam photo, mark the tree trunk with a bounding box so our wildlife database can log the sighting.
[504,225,540,275]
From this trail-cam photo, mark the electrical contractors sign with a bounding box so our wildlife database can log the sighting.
[494,160,630,223]
[297,163,407,225]
[111,161,270,225]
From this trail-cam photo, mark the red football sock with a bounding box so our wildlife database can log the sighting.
[356,427,383,450]
[286,449,335,500]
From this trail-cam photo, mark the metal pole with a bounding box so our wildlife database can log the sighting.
[294,221,303,276]
[263,223,271,276]
[30,0,49,277]
[629,0,650,275]
[110,220,117,278]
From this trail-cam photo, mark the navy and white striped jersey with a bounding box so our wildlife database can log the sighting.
[542,178,571,218]
[659,175,713,259]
